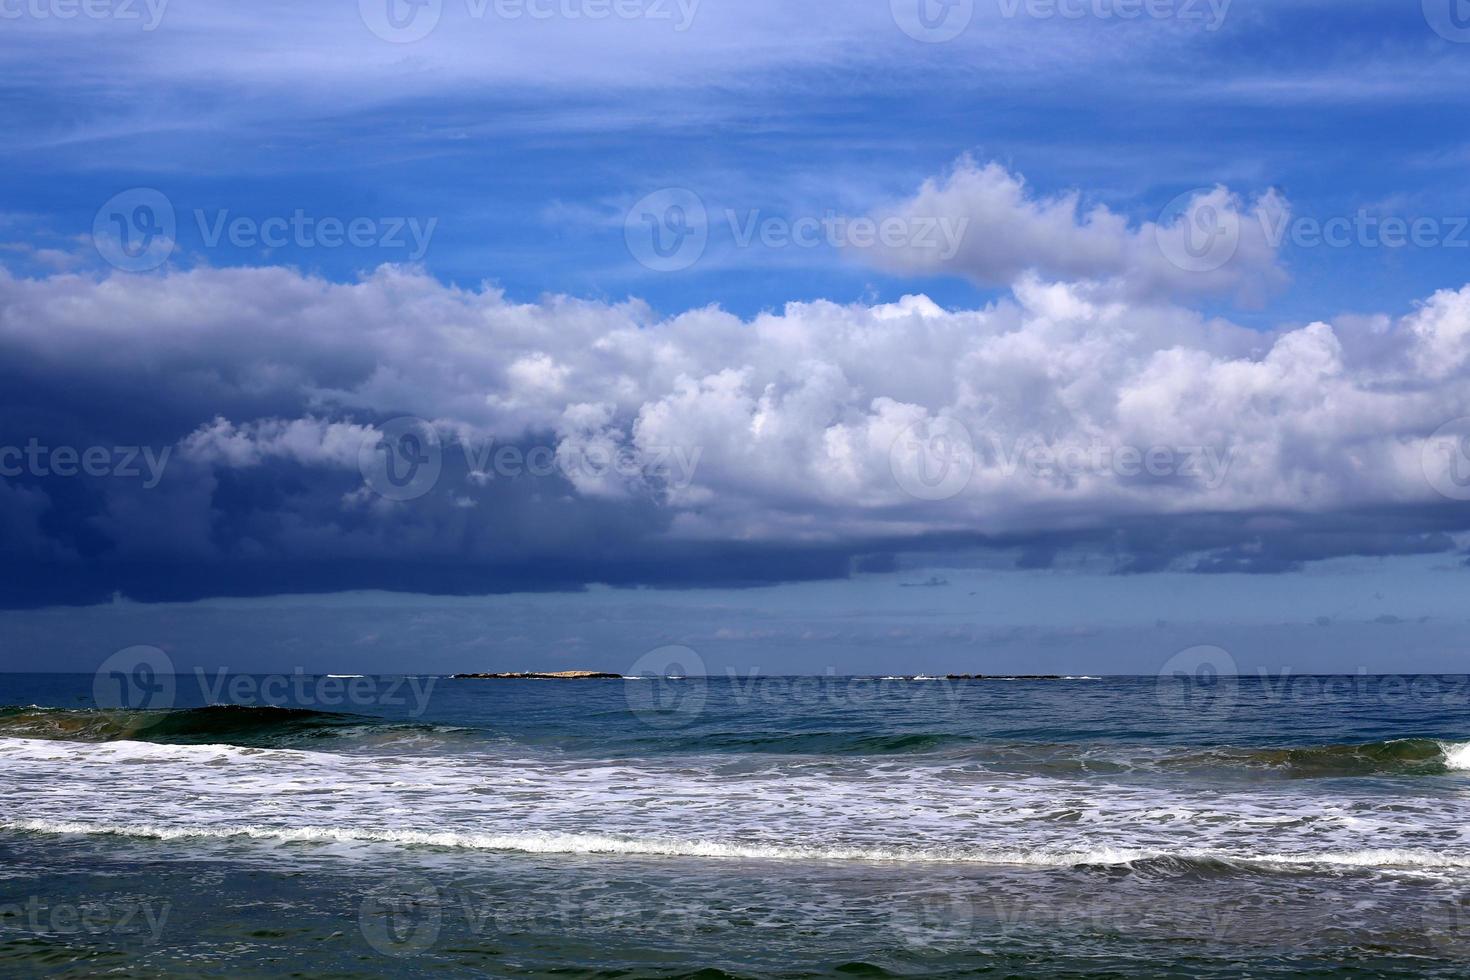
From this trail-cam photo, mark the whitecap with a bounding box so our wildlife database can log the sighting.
[1439,741,1470,770]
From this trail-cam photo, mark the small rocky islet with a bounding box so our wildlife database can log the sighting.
[451,670,625,680]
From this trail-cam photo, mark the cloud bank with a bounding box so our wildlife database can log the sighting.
[3,207,1469,604]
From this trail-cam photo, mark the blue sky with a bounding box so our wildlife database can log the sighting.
[6,0,1470,319]
[2,0,1470,673]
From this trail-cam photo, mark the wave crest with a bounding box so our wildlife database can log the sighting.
[7,817,1470,877]
[0,704,423,749]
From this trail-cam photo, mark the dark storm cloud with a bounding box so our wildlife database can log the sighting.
[1,264,1469,607]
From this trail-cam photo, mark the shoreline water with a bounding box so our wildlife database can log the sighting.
[5,673,1470,977]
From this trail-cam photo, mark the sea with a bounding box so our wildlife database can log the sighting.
[4,671,1470,977]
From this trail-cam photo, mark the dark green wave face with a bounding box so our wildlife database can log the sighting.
[1186,738,1459,776]
[0,703,471,752]
[0,703,339,743]
[2,701,1465,777]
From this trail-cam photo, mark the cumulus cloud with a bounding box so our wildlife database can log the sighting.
[1406,285,1470,380]
[180,417,377,468]
[857,159,1290,304]
[0,259,1468,603]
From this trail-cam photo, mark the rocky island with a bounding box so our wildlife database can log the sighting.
[944,674,1064,680]
[452,671,625,680]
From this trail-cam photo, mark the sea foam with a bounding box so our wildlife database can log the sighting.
[1439,741,1470,770]
[7,817,1470,877]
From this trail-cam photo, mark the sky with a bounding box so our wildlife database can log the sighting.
[2,0,1470,674]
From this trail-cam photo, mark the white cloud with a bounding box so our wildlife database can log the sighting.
[179,417,376,468]
[1406,285,1470,380]
[2,262,1468,561]
[858,159,1290,303]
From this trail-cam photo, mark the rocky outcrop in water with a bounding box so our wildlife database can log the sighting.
[944,674,1064,680]
[452,671,624,680]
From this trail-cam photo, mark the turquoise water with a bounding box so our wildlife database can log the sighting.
[4,673,1470,976]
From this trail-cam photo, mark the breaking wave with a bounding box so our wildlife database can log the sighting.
[0,704,449,749]
[6,817,1470,878]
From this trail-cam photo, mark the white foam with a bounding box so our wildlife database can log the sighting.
[6,735,1470,879]
[7,817,1470,875]
[0,735,326,764]
[1439,741,1470,770]
[0,817,1118,863]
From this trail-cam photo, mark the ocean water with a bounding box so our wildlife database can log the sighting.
[5,672,1470,977]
